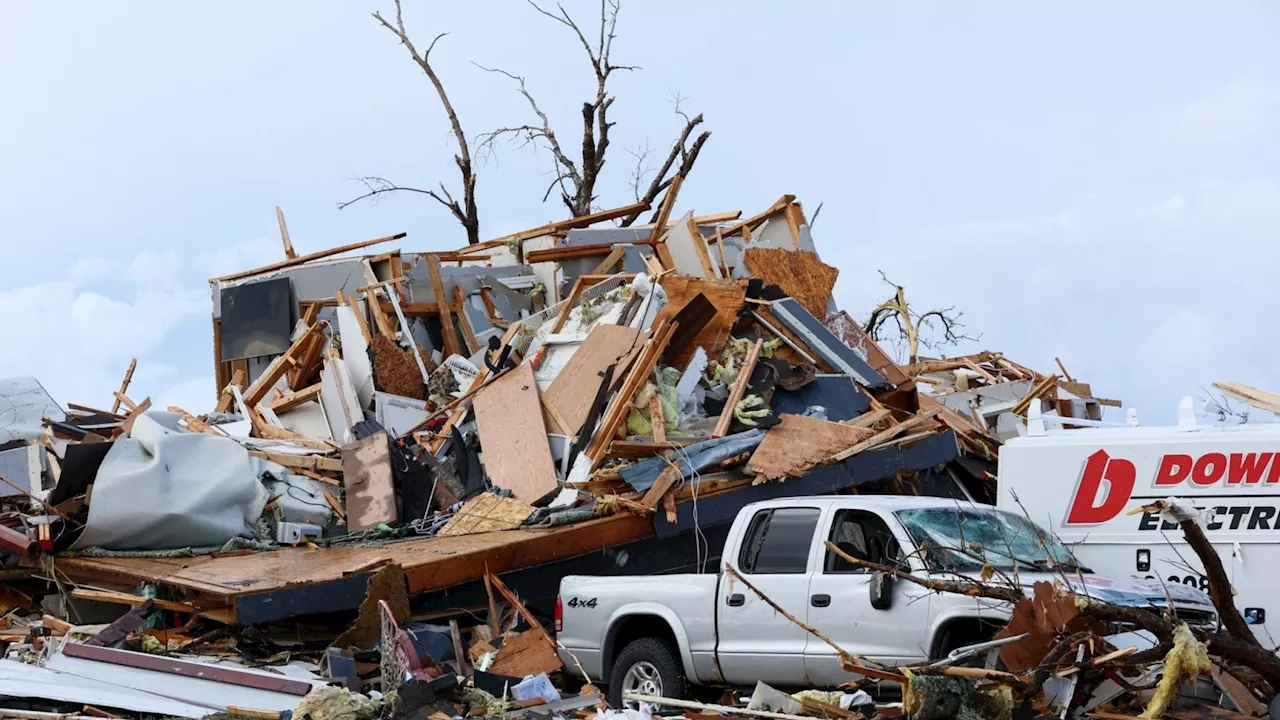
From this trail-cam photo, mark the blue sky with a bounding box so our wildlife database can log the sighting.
[1,1,1276,423]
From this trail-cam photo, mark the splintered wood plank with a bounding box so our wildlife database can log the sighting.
[212,231,406,283]
[110,359,137,414]
[489,628,563,677]
[544,324,644,436]
[652,277,748,370]
[426,253,461,358]
[437,493,535,537]
[743,247,839,319]
[712,338,762,438]
[276,206,297,259]
[473,363,559,504]
[746,414,875,481]
[341,433,399,532]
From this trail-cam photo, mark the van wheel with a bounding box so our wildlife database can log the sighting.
[607,637,687,709]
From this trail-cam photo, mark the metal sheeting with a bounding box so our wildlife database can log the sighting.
[618,429,766,492]
[0,659,213,718]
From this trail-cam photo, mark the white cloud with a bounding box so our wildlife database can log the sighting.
[0,249,217,413]
[1134,193,1185,219]
[1174,79,1277,141]
[157,376,218,415]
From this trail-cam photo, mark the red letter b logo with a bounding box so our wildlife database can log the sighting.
[1066,450,1136,525]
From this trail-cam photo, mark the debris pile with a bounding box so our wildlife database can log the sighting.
[0,183,1258,718]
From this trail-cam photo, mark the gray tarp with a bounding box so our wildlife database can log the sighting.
[618,429,765,492]
[73,412,269,551]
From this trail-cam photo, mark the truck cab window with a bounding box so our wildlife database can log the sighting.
[825,510,902,574]
[738,507,820,574]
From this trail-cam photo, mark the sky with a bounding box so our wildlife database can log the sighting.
[0,1,1277,424]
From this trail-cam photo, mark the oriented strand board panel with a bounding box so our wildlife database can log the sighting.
[474,363,559,504]
[652,277,748,370]
[745,413,875,481]
[743,247,838,319]
[544,324,644,435]
[341,432,399,532]
[437,493,534,537]
[489,628,563,677]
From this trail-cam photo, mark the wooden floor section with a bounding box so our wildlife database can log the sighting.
[58,514,653,623]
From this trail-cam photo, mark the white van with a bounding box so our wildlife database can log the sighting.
[997,400,1280,643]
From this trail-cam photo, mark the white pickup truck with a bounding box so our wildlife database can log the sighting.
[556,496,1217,707]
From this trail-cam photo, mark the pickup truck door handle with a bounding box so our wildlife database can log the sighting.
[726,593,745,607]
[811,594,831,608]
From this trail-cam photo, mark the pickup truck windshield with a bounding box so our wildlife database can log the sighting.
[896,507,1080,572]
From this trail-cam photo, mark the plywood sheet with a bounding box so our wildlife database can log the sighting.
[544,324,644,435]
[743,247,838,319]
[474,363,559,504]
[341,432,398,532]
[437,493,534,537]
[652,277,748,370]
[488,629,563,677]
[745,413,875,481]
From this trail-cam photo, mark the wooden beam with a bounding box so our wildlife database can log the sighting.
[211,231,407,283]
[713,339,763,438]
[247,450,343,473]
[649,394,666,443]
[1054,356,1075,382]
[525,242,627,264]
[426,254,461,358]
[717,195,796,240]
[591,246,628,275]
[275,206,297,260]
[110,359,137,414]
[112,391,138,413]
[456,201,652,255]
[646,175,684,245]
[454,286,479,353]
[214,368,246,414]
[243,322,325,407]
[264,383,322,413]
[71,588,197,614]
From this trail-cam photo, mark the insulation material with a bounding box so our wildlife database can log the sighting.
[743,247,838,319]
[745,413,874,480]
[1140,623,1211,719]
[371,335,425,400]
[72,412,270,550]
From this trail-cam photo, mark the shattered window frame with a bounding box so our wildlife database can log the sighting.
[894,506,1079,574]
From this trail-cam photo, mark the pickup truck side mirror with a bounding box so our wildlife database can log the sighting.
[869,571,895,610]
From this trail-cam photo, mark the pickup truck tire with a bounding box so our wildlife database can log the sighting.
[607,637,686,709]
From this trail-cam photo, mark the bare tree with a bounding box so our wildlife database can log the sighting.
[864,270,980,364]
[475,1,710,223]
[340,0,481,245]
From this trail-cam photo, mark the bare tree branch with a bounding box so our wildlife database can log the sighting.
[622,104,710,226]
[343,1,480,244]
[864,271,980,363]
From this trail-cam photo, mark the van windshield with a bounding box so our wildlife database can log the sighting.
[895,506,1083,573]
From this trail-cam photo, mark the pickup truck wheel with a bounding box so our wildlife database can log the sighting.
[608,637,687,709]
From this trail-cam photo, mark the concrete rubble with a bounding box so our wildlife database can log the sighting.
[0,185,1264,719]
